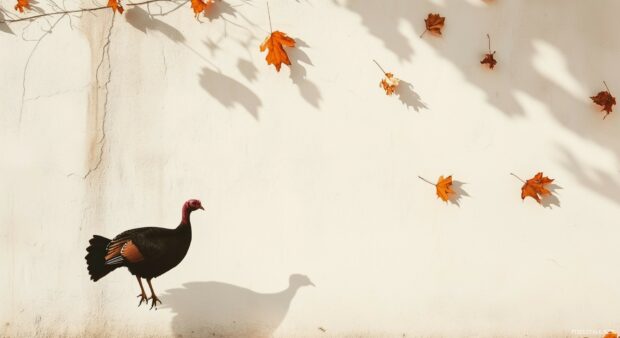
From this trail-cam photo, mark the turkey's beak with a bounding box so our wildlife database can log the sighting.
[199,206,204,210]
[309,282,316,287]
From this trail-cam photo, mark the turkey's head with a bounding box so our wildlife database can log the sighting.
[289,274,315,288]
[185,199,205,211]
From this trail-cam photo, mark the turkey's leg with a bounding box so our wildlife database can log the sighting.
[146,278,161,309]
[136,276,148,307]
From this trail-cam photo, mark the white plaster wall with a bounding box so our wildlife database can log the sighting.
[1,0,620,337]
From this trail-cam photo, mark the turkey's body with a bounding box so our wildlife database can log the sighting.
[124,224,192,279]
[85,198,203,309]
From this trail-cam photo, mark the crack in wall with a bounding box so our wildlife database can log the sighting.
[82,15,115,180]
[18,16,66,126]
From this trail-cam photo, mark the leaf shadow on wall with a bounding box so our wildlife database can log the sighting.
[199,67,262,120]
[449,181,470,207]
[288,39,322,108]
[0,10,14,35]
[397,80,427,112]
[338,0,620,205]
[125,6,185,43]
[238,58,259,82]
[161,274,315,338]
[541,184,561,209]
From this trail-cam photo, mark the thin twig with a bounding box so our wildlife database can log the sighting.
[418,176,436,186]
[486,33,491,53]
[510,173,525,183]
[373,59,387,75]
[266,1,272,33]
[603,81,611,93]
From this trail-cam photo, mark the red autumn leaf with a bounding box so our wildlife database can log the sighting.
[107,0,124,14]
[480,52,497,69]
[191,0,213,18]
[590,82,616,118]
[518,172,554,204]
[14,0,29,13]
[380,72,400,96]
[420,13,445,37]
[260,31,295,72]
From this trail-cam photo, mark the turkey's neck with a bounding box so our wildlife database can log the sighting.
[179,204,192,229]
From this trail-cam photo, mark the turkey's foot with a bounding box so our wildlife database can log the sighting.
[137,292,148,307]
[149,295,162,310]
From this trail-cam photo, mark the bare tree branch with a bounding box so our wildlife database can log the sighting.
[0,0,181,24]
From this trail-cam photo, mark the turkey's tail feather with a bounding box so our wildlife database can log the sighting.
[85,235,117,281]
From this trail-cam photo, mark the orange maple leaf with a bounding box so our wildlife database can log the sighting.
[435,175,454,202]
[191,0,213,18]
[604,331,618,338]
[14,0,30,13]
[591,82,616,118]
[380,72,400,96]
[107,0,124,14]
[518,172,554,204]
[421,13,445,37]
[260,31,295,72]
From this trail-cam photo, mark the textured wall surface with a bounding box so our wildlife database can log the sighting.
[1,0,620,337]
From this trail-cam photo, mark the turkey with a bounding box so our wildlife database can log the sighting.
[85,199,204,309]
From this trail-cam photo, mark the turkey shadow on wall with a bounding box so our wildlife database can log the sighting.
[162,274,314,338]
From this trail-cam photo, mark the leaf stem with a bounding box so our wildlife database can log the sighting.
[266,1,272,34]
[603,81,611,93]
[487,33,491,53]
[418,176,436,186]
[372,59,387,75]
[510,173,525,183]
[419,29,427,38]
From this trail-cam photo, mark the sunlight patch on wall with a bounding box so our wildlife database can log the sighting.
[531,39,587,101]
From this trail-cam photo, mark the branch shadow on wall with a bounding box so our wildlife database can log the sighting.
[288,39,322,108]
[558,146,620,205]
[161,274,314,338]
[125,6,185,43]
[338,0,620,205]
[199,67,262,120]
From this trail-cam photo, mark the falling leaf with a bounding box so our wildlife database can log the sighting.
[519,172,554,204]
[107,0,124,14]
[14,0,29,13]
[191,0,213,18]
[435,175,454,202]
[380,73,400,96]
[604,331,618,338]
[421,13,445,37]
[260,31,295,72]
[591,82,616,118]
